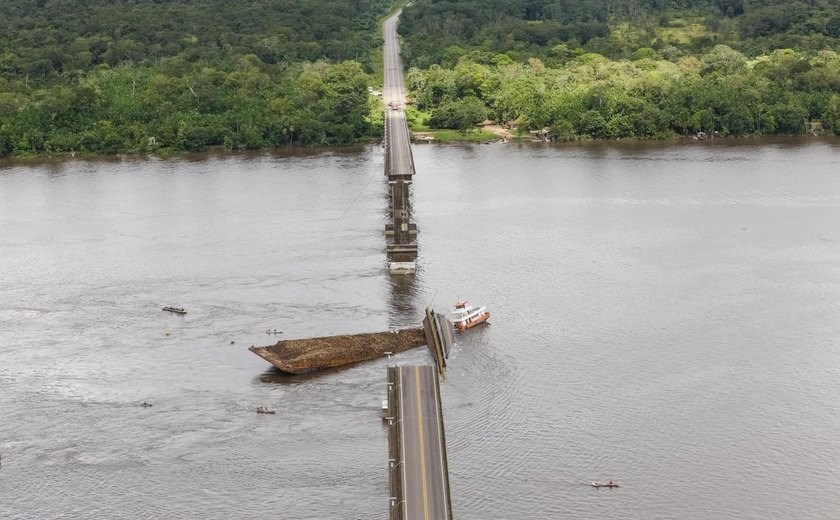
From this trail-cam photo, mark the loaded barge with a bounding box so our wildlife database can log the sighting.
[249,327,426,374]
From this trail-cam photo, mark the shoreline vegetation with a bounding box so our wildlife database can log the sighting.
[398,0,840,142]
[399,47,840,143]
[2,1,840,159]
[0,0,397,159]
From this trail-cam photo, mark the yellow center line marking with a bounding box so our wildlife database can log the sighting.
[415,366,430,520]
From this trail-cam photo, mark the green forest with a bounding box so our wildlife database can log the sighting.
[0,0,395,156]
[400,0,840,139]
[399,0,840,66]
[2,0,840,157]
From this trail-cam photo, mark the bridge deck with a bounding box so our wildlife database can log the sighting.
[388,365,452,520]
[383,12,415,180]
[382,10,417,271]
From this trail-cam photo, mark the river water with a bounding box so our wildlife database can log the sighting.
[1,138,839,519]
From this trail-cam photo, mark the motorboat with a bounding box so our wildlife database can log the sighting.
[591,481,619,488]
[162,306,186,314]
[451,300,490,331]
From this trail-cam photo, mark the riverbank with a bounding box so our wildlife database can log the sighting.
[411,128,503,143]
[2,133,838,165]
[0,143,374,166]
[409,126,839,145]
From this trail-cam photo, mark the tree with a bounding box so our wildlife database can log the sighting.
[701,45,747,75]
[429,96,487,131]
[773,104,808,134]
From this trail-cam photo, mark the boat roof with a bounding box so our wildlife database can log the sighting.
[452,307,486,320]
[453,300,469,307]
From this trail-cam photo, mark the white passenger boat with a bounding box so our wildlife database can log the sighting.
[451,300,490,331]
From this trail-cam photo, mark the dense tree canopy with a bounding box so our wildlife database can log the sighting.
[0,0,391,80]
[406,47,840,139]
[400,0,840,139]
[0,0,395,156]
[3,0,840,156]
[399,0,840,67]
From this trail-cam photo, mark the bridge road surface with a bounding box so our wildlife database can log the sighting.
[383,11,414,178]
[396,365,450,520]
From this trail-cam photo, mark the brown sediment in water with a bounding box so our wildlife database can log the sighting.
[249,327,426,374]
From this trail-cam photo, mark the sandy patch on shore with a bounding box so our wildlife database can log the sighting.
[481,124,513,138]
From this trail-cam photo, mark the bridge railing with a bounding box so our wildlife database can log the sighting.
[386,366,405,520]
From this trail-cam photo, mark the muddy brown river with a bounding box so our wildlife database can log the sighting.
[1,138,839,519]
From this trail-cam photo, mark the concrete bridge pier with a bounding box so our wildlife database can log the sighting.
[387,178,417,274]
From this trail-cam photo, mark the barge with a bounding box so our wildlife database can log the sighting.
[249,327,426,374]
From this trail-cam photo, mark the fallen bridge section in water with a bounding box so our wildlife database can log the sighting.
[423,307,454,376]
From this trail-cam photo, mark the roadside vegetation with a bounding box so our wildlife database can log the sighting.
[0,0,396,157]
[400,0,840,139]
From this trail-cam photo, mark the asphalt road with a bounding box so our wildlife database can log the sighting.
[397,365,450,520]
[383,12,414,178]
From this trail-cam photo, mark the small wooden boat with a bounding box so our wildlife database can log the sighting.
[451,300,490,331]
[591,481,619,488]
[162,306,187,315]
[256,406,275,414]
